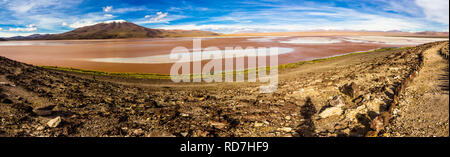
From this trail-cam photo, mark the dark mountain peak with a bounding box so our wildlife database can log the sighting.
[54,20,219,39]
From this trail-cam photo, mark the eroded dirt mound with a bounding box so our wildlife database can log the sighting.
[0,41,448,137]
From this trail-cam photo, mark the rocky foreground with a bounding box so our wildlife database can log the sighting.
[0,41,448,137]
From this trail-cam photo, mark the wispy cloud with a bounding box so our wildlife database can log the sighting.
[8,24,37,32]
[68,21,96,28]
[104,14,114,17]
[111,6,150,13]
[136,12,186,24]
[415,0,449,24]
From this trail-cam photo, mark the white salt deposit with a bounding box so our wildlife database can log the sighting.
[89,47,294,64]
[247,37,283,42]
[280,37,342,44]
[344,36,448,45]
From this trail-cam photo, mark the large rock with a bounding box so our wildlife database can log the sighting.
[340,82,359,98]
[319,107,343,119]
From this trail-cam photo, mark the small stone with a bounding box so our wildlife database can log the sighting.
[343,128,351,135]
[329,95,345,107]
[181,132,189,137]
[280,127,292,132]
[354,96,363,105]
[370,116,384,132]
[133,129,144,136]
[364,94,371,101]
[210,121,226,129]
[393,109,399,115]
[36,126,45,131]
[47,116,62,128]
[254,122,264,127]
[285,116,291,120]
[0,82,14,86]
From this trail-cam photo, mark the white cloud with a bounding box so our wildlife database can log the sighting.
[104,14,114,17]
[0,32,35,37]
[8,24,37,31]
[68,21,96,28]
[136,12,188,24]
[64,11,117,28]
[103,6,113,12]
[145,12,169,23]
[415,0,449,24]
[61,21,68,26]
[67,19,127,29]
[111,7,149,13]
[0,28,3,31]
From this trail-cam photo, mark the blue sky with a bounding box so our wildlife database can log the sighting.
[0,0,448,37]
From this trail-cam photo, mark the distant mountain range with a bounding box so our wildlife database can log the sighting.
[413,31,449,36]
[2,21,219,40]
[1,21,448,41]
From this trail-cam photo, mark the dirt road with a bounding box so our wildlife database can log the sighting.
[384,42,449,137]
